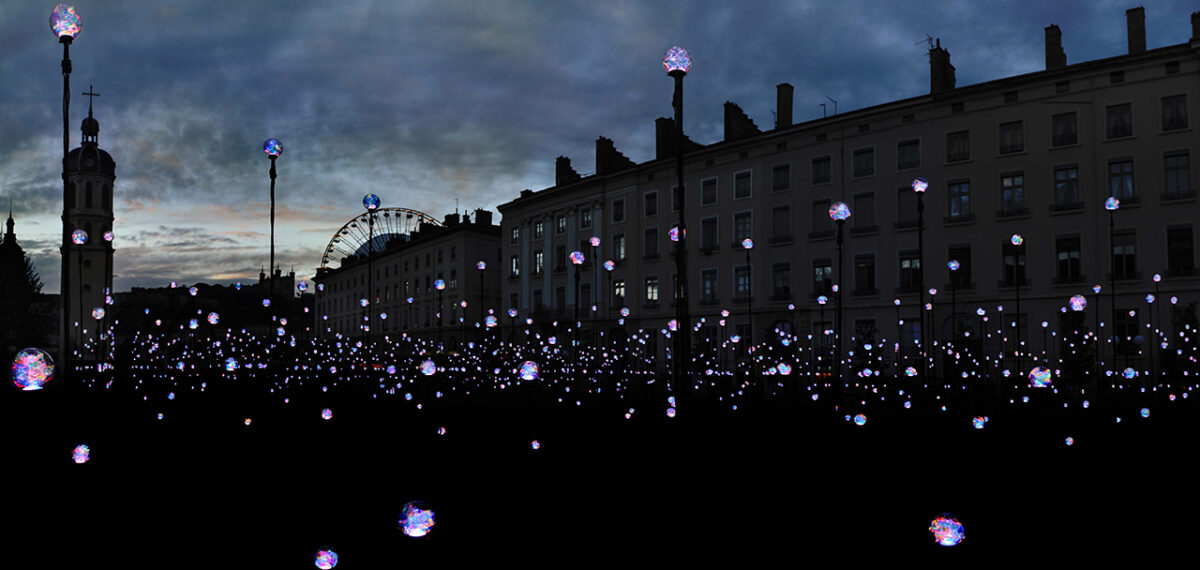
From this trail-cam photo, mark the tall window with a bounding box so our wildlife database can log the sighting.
[644,276,659,303]
[702,178,717,205]
[556,214,566,234]
[612,280,625,306]
[643,228,658,257]
[1106,103,1133,138]
[580,208,592,228]
[811,199,831,235]
[999,121,1023,154]
[1164,151,1191,198]
[813,259,832,295]
[612,199,625,223]
[734,171,752,199]
[734,265,750,301]
[853,193,875,230]
[948,245,971,288]
[946,131,969,162]
[511,227,520,244]
[510,254,520,277]
[812,156,831,184]
[554,245,566,271]
[612,234,626,261]
[672,185,685,211]
[1002,241,1026,285]
[701,217,718,250]
[772,164,791,191]
[947,180,971,220]
[1162,94,1188,131]
[1112,230,1137,279]
[1168,226,1194,276]
[1109,160,1134,201]
[852,148,875,177]
[1052,112,1077,146]
[897,139,920,170]
[854,254,876,295]
[771,206,790,240]
[534,221,544,239]
[733,212,752,243]
[898,250,920,290]
[772,263,791,299]
[701,269,718,303]
[644,192,658,217]
[533,250,544,275]
[1054,166,1080,208]
[1001,173,1025,214]
[1056,236,1081,283]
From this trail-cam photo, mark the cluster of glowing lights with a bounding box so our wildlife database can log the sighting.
[314,549,337,569]
[828,202,851,221]
[1069,295,1087,311]
[398,502,436,537]
[905,366,917,377]
[11,348,54,391]
[419,360,437,376]
[225,357,239,371]
[911,177,929,193]
[929,516,965,546]
[50,4,82,38]
[1029,367,1052,388]
[71,229,87,245]
[1105,196,1120,211]
[363,193,381,211]
[777,363,792,375]
[662,46,692,74]
[72,444,90,464]
[569,251,585,265]
[519,361,539,381]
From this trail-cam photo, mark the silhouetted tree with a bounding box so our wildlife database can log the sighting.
[0,252,53,356]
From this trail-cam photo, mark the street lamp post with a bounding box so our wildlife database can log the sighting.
[477,261,487,344]
[894,298,902,380]
[912,177,928,380]
[363,193,380,348]
[435,279,446,349]
[1011,233,1025,371]
[71,228,87,357]
[571,250,585,364]
[1106,197,1120,378]
[829,202,851,389]
[589,236,600,348]
[741,237,755,388]
[817,296,828,381]
[1092,284,1102,385]
[53,4,81,377]
[664,46,693,394]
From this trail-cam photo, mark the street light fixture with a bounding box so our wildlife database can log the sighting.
[1011,233,1025,369]
[435,278,446,348]
[1105,196,1119,377]
[363,193,380,346]
[912,177,928,380]
[71,228,87,355]
[263,137,282,332]
[741,237,755,385]
[53,4,81,377]
[664,45,693,392]
[829,201,851,387]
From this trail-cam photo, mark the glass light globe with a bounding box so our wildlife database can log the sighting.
[1105,197,1119,211]
[976,307,985,316]
[363,193,381,211]
[71,229,87,245]
[589,236,600,247]
[1093,284,1102,294]
[893,299,901,306]
[262,138,282,157]
[1153,273,1161,283]
[829,202,851,221]
[434,279,446,290]
[50,4,81,39]
[912,177,929,193]
[663,46,692,74]
[569,251,585,265]
[948,260,960,271]
[603,260,615,271]
[1069,295,1087,311]
[741,238,754,250]
[103,230,114,242]
[817,295,828,305]
[1010,234,1023,246]
[476,261,486,270]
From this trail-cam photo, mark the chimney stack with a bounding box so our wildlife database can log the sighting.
[1127,7,1146,54]
[775,83,793,129]
[555,156,580,186]
[595,136,635,175]
[929,38,956,94]
[1191,11,1199,42]
[1045,25,1066,69]
[474,208,493,226]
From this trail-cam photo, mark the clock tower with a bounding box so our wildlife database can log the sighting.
[62,91,115,362]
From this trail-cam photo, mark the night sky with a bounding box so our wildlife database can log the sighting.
[1,1,1193,294]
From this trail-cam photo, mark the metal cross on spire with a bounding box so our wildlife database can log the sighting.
[82,85,99,114]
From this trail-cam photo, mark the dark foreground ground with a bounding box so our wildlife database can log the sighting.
[5,371,1198,565]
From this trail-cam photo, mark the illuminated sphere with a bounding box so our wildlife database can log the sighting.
[853,413,867,426]
[531,440,541,450]
[263,138,282,157]
[50,4,81,39]
[1123,368,1137,379]
[235,282,242,290]
[321,408,332,421]
[570,250,585,265]
[817,295,828,305]
[905,366,917,377]
[419,360,437,376]
[741,238,754,250]
[363,193,381,211]
[485,315,498,328]
[667,319,678,331]
[777,363,792,375]
[620,307,630,317]
[829,202,851,221]
[399,501,436,537]
[1146,294,1155,303]
[589,236,600,247]
[91,307,105,320]
[721,310,731,317]
[189,286,198,297]
[668,226,680,242]
[359,298,369,307]
[71,229,87,245]
[1153,273,1162,283]
[314,549,337,569]
[298,281,309,292]
[603,260,615,271]
[1093,284,1102,294]
[317,283,325,292]
[207,312,219,325]
[1029,366,1052,387]
[1105,196,1119,211]
[72,444,90,464]
[11,348,54,391]
[663,46,692,74]
[930,516,966,546]
[911,177,929,193]
[972,416,987,429]
[103,230,114,242]
[948,260,960,271]
[1140,407,1150,418]
[519,361,539,381]
[263,299,271,307]
[507,308,518,318]
[1010,234,1023,246]
[1069,295,1087,311]
[434,279,446,291]
[667,407,677,418]
[224,358,238,371]
[276,326,285,336]
[1066,436,1075,446]
[976,307,985,316]
[475,261,487,271]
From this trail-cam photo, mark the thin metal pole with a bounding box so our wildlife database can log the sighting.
[60,36,73,380]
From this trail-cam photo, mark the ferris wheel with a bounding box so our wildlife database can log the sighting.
[320,207,442,269]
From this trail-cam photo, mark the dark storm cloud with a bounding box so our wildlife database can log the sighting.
[2,0,1195,293]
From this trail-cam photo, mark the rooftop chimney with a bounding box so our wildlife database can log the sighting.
[444,213,460,226]
[775,83,793,129]
[1191,11,1199,42]
[555,156,580,186]
[655,117,703,160]
[474,208,493,226]
[1045,25,1066,69]
[1127,7,1146,54]
[595,136,636,175]
[929,38,956,94]
[723,101,761,142]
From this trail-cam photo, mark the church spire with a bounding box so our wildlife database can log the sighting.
[4,197,14,244]
[81,85,100,146]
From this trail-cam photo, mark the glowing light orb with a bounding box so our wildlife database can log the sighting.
[972,416,987,429]
[909,177,929,193]
[276,326,285,336]
[1010,234,1023,246]
[853,413,867,426]
[1105,196,1120,211]
[244,418,252,426]
[828,202,851,221]
[11,348,54,391]
[741,238,754,250]
[399,501,436,537]
[508,308,518,318]
[588,236,600,247]
[485,315,498,328]
[777,363,792,375]
[603,260,615,271]
[620,307,630,317]
[1123,368,1137,379]
[1066,436,1075,446]
[667,407,677,418]
[730,335,741,343]
[434,279,446,291]
[976,307,985,316]
[569,250,585,265]
[1029,367,1052,387]
[531,440,541,450]
[321,408,332,420]
[667,319,678,331]
[207,312,219,325]
[817,295,828,305]
[1140,407,1150,418]
[298,281,309,292]
[419,360,437,376]
[668,226,680,242]
[103,230,113,242]
[905,366,917,377]
[314,549,337,569]
[50,4,82,39]
[929,516,965,546]
[71,229,87,245]
[262,299,271,308]
[72,444,90,464]
[663,46,692,74]
[1069,295,1087,311]
[90,307,105,320]
[1146,294,1155,303]
[519,361,539,380]
[263,138,282,157]
[224,357,238,371]
[386,365,396,374]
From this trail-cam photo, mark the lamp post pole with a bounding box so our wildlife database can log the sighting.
[1011,234,1025,371]
[435,279,446,349]
[741,238,755,390]
[363,194,380,349]
[912,178,928,381]
[1093,284,1102,387]
[829,202,851,393]
[1106,198,1119,381]
[53,4,82,378]
[664,46,693,394]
